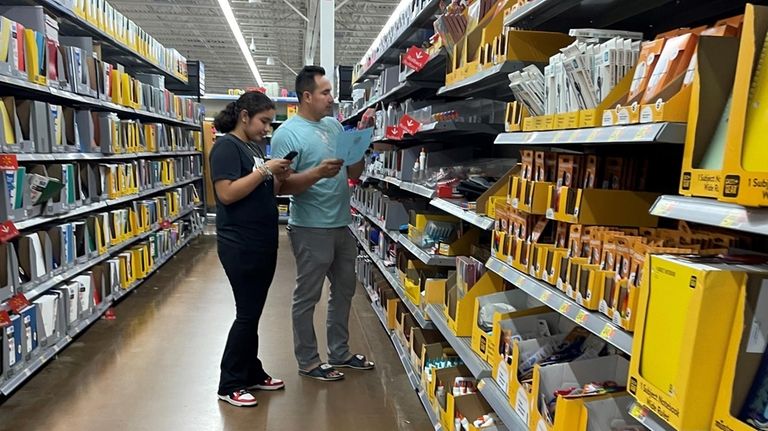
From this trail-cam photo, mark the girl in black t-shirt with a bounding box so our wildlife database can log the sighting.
[210,92,292,407]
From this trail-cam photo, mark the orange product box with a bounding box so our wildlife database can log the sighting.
[627,38,666,104]
[641,33,699,105]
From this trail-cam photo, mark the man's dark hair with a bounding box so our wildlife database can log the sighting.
[296,65,326,100]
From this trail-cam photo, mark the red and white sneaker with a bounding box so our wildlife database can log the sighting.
[249,377,285,391]
[217,389,258,407]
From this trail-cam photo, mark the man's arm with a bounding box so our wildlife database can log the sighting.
[278,159,344,195]
[347,158,365,180]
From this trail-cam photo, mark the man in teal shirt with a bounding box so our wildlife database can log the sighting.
[273,66,374,381]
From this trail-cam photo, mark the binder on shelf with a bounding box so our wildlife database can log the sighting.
[56,222,75,269]
[75,110,98,153]
[17,232,50,291]
[0,242,18,302]
[73,274,93,319]
[0,17,26,79]
[0,97,24,150]
[39,164,69,215]
[2,313,23,373]
[1,166,31,221]
[84,216,98,258]
[12,99,43,153]
[58,107,80,153]
[61,282,79,329]
[22,28,46,85]
[33,292,63,347]
[73,221,88,264]
[20,304,38,360]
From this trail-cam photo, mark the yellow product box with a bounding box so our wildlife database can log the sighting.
[578,267,611,311]
[565,111,580,129]
[529,243,554,280]
[679,36,740,199]
[558,257,586,295]
[505,102,528,132]
[383,292,401,331]
[497,29,574,68]
[23,29,47,86]
[616,103,641,125]
[532,355,630,431]
[578,109,603,128]
[118,252,133,289]
[429,365,472,427]
[470,290,547,362]
[628,254,767,430]
[542,247,568,286]
[421,341,454,391]
[510,178,550,215]
[554,113,568,131]
[453,393,498,431]
[445,272,504,337]
[712,266,768,431]
[511,237,532,273]
[522,116,537,131]
[437,228,480,257]
[410,327,443,373]
[547,186,659,227]
[720,4,768,206]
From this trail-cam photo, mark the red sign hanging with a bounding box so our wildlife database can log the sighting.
[161,220,172,229]
[7,293,31,314]
[0,221,19,243]
[0,154,18,171]
[385,126,403,141]
[398,114,422,135]
[403,46,430,72]
[0,310,10,327]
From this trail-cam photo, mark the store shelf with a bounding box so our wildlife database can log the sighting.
[15,151,201,162]
[430,198,494,230]
[350,225,434,329]
[13,176,203,231]
[0,74,199,128]
[367,293,390,330]
[399,235,457,267]
[343,80,441,125]
[351,202,403,242]
[494,123,686,146]
[402,50,448,82]
[650,195,768,236]
[27,0,187,85]
[391,330,423,390]
[436,61,532,101]
[353,0,441,83]
[202,94,299,103]
[0,228,202,395]
[19,206,197,303]
[485,257,633,355]
[477,378,530,431]
[503,0,581,28]
[401,181,436,199]
[425,304,493,379]
[629,401,676,431]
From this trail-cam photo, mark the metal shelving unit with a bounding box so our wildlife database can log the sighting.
[353,0,441,83]
[350,225,434,329]
[0,74,199,129]
[400,181,436,199]
[650,195,768,236]
[494,123,686,146]
[437,61,534,100]
[486,258,633,354]
[425,304,493,379]
[477,378,530,431]
[30,0,188,85]
[15,151,202,162]
[351,202,402,242]
[429,198,494,231]
[398,235,457,267]
[0,227,202,395]
[14,176,204,231]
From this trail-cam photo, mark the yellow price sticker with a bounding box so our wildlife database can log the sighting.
[600,324,617,339]
[633,125,653,141]
[559,302,571,314]
[553,131,566,143]
[607,128,623,142]
[539,291,552,303]
[721,210,745,228]
[575,310,589,324]
[630,404,648,422]
[587,129,600,142]
[654,200,677,216]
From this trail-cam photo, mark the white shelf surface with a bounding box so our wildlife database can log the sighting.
[430,198,494,231]
[485,258,633,355]
[0,228,202,395]
[494,123,686,146]
[650,195,768,236]
[15,151,201,162]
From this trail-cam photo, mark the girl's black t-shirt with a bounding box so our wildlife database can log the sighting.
[209,134,278,250]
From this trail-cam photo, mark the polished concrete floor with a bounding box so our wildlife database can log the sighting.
[0,232,432,431]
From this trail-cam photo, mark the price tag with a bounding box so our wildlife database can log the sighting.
[539,291,552,303]
[402,46,430,71]
[0,220,20,243]
[546,208,555,219]
[0,310,11,327]
[553,131,566,143]
[569,130,586,143]
[600,324,617,340]
[721,210,746,228]
[586,128,600,142]
[0,154,19,171]
[654,200,677,216]
[399,114,422,135]
[633,125,653,141]
[575,310,589,324]
[515,275,525,286]
[607,128,623,142]
[630,403,649,423]
[559,302,571,314]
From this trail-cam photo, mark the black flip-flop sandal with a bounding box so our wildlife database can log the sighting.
[298,363,345,381]
[330,354,375,370]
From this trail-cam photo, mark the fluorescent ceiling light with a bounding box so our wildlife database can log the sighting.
[217,0,264,86]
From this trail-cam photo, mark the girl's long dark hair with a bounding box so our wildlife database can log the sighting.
[213,91,276,133]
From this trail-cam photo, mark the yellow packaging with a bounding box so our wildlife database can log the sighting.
[628,254,762,430]
[445,272,504,336]
[547,186,659,227]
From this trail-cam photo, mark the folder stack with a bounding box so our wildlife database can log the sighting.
[0,17,27,79]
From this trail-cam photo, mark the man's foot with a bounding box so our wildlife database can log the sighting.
[217,390,258,407]
[299,363,345,381]
[249,377,286,391]
[329,354,375,370]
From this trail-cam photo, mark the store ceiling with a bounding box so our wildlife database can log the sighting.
[109,0,399,93]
